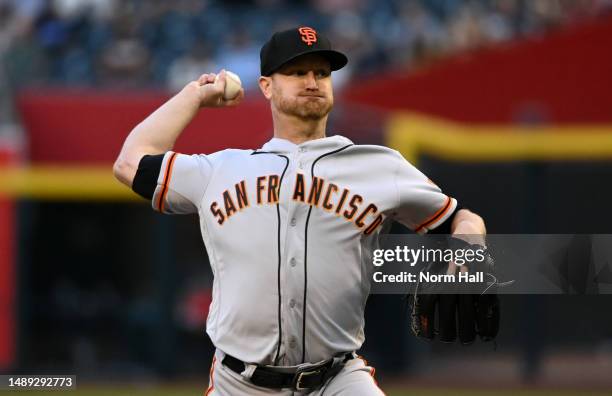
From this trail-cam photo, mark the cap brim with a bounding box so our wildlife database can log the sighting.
[265,49,348,76]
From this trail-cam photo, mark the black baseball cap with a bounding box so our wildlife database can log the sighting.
[260,27,348,76]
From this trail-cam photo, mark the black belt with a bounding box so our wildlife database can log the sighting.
[222,353,354,391]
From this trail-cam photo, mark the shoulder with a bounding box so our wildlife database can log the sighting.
[341,144,408,167]
[197,148,291,171]
[345,144,401,157]
[195,148,255,163]
[210,148,254,157]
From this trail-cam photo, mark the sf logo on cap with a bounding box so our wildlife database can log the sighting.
[298,27,317,46]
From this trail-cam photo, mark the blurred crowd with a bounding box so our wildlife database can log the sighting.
[0,0,610,125]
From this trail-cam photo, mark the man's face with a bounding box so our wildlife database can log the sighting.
[260,54,333,121]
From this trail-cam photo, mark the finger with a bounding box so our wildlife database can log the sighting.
[457,294,477,344]
[413,294,437,340]
[476,294,500,341]
[215,69,226,88]
[197,73,212,85]
[438,294,457,342]
[223,88,245,106]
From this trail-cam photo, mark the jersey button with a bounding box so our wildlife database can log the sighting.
[290,258,296,267]
[289,338,297,348]
[290,218,297,226]
[289,299,296,308]
[298,147,306,153]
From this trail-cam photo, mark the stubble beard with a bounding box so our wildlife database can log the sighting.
[274,92,333,121]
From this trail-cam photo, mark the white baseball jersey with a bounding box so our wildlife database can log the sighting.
[151,135,457,366]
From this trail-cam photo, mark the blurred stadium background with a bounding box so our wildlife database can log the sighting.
[1,0,612,395]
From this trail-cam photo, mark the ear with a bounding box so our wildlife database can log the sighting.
[258,76,272,100]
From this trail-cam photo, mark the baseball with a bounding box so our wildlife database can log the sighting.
[215,70,242,100]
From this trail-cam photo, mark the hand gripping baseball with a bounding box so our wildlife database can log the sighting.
[196,69,244,108]
[407,237,500,344]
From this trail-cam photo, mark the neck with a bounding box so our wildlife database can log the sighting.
[272,110,328,145]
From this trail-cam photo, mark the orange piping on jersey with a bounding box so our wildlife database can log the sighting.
[205,355,216,395]
[158,152,178,213]
[369,366,378,384]
[370,367,384,392]
[357,355,385,394]
[414,196,452,233]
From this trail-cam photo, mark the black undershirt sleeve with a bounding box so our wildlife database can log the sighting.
[132,154,164,200]
[428,205,464,234]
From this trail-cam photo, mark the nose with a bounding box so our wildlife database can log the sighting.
[304,71,318,90]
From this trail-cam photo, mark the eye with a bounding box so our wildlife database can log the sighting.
[316,69,330,78]
[285,69,304,76]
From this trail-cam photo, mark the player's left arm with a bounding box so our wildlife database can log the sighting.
[389,150,486,239]
[391,152,499,343]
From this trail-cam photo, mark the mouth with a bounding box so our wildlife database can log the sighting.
[299,94,325,99]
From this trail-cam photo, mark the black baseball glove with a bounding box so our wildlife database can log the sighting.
[406,237,500,344]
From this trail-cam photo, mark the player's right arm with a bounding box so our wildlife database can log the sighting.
[113,70,244,188]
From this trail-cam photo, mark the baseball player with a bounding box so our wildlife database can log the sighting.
[114,27,494,395]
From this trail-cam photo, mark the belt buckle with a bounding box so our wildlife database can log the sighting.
[293,366,323,391]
